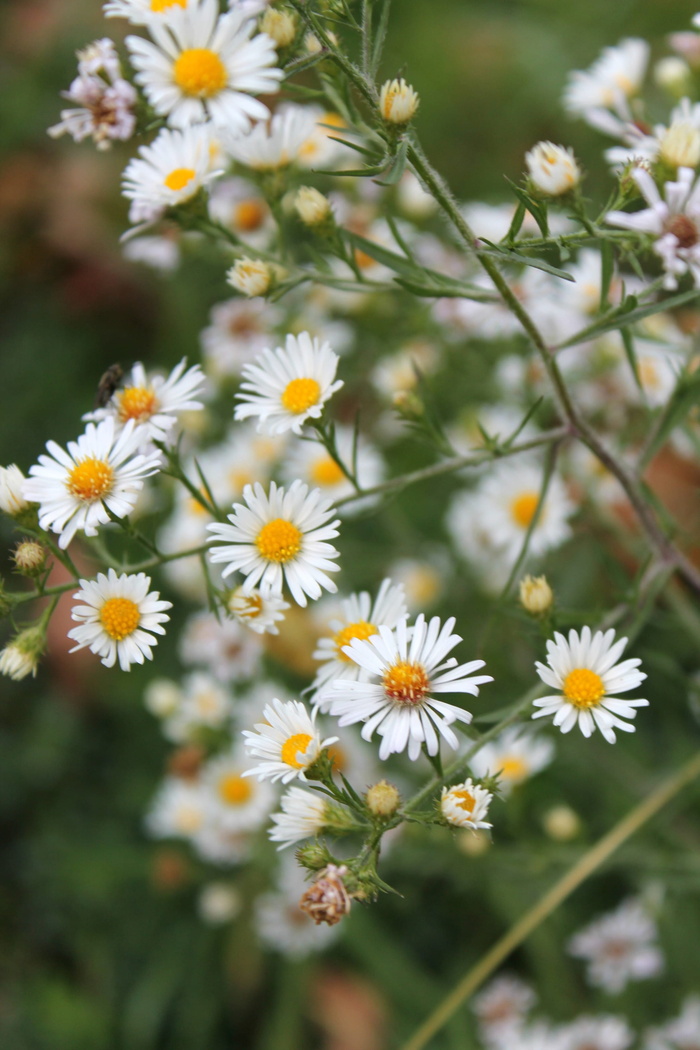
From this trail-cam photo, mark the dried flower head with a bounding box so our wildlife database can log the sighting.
[298,863,352,926]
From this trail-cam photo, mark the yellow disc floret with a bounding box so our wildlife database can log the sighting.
[164,167,197,192]
[99,597,141,640]
[311,456,345,487]
[280,377,321,414]
[451,788,476,814]
[382,660,429,705]
[118,386,158,423]
[510,491,540,529]
[173,48,228,98]
[234,199,267,232]
[255,518,302,563]
[280,732,313,768]
[562,667,606,708]
[499,756,528,781]
[68,458,115,502]
[333,620,377,661]
[218,773,253,806]
[151,0,186,10]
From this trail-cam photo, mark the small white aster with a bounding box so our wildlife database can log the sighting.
[268,785,329,849]
[234,331,344,436]
[327,615,493,761]
[563,38,649,126]
[207,480,341,608]
[532,626,648,743]
[201,748,276,831]
[122,125,218,227]
[644,995,700,1050]
[146,775,208,840]
[200,297,281,379]
[311,579,407,700]
[242,697,338,784]
[179,608,262,681]
[68,569,172,671]
[280,424,384,512]
[0,465,30,517]
[85,357,205,442]
[472,974,536,1041]
[226,584,290,634]
[557,1015,634,1050]
[165,671,233,741]
[568,897,664,994]
[222,103,319,170]
[104,0,195,26]
[440,778,493,831]
[469,728,555,794]
[23,418,161,549]
[126,0,282,131]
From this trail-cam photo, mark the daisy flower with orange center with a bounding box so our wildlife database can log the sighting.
[104,0,195,27]
[242,697,338,784]
[328,615,493,761]
[85,357,206,443]
[122,125,219,227]
[68,569,172,670]
[207,480,341,607]
[234,332,344,436]
[532,626,648,743]
[221,103,319,171]
[201,748,275,832]
[126,0,281,131]
[23,418,161,549]
[440,778,493,831]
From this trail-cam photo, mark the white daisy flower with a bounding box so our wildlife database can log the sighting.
[67,569,172,671]
[193,816,253,866]
[568,897,664,994]
[207,177,274,248]
[327,615,493,762]
[201,748,276,831]
[146,775,208,840]
[84,357,205,442]
[268,785,329,849]
[23,418,161,549]
[532,626,648,743]
[207,480,341,608]
[296,109,352,170]
[122,125,218,226]
[563,38,649,126]
[0,465,30,517]
[280,424,384,513]
[222,103,319,170]
[126,0,282,131]
[607,166,700,290]
[179,608,262,680]
[473,974,535,1042]
[104,0,194,26]
[440,778,493,831]
[311,579,407,700]
[226,585,290,634]
[164,671,233,741]
[469,728,555,793]
[200,297,281,379]
[557,1015,634,1050]
[525,141,581,196]
[234,332,344,436]
[242,697,338,784]
[644,995,700,1050]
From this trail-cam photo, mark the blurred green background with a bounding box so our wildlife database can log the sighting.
[2,1,700,1048]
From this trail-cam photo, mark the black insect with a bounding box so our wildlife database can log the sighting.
[94,364,124,409]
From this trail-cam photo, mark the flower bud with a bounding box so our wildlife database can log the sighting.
[365,780,401,817]
[304,30,337,54]
[260,8,297,49]
[0,623,45,681]
[144,678,182,719]
[295,186,332,227]
[227,257,273,298]
[542,804,581,841]
[295,841,333,871]
[198,882,240,924]
[13,540,47,577]
[525,141,581,197]
[299,863,352,926]
[519,574,554,615]
[0,465,30,518]
[653,56,692,97]
[659,121,700,169]
[379,78,420,125]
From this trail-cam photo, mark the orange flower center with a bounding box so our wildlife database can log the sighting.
[281,377,321,414]
[99,597,140,640]
[499,756,528,781]
[218,773,253,806]
[510,491,540,529]
[255,518,302,563]
[562,668,605,708]
[164,167,197,192]
[333,620,377,661]
[68,457,114,502]
[118,386,158,422]
[173,48,227,98]
[151,0,186,10]
[280,732,313,769]
[234,199,267,232]
[382,661,429,705]
[311,456,345,487]
[451,789,476,814]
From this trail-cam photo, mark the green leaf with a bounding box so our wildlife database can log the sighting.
[620,325,643,394]
[480,243,574,281]
[504,177,549,237]
[374,137,409,186]
[505,199,527,244]
[600,239,614,311]
[555,288,700,349]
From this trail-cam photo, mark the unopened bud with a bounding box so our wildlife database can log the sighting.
[365,780,401,817]
[295,186,332,227]
[295,841,333,871]
[659,121,700,169]
[198,882,240,924]
[304,30,337,54]
[525,141,581,197]
[0,623,45,681]
[260,7,297,49]
[379,78,420,124]
[144,678,182,719]
[13,540,47,577]
[0,465,30,518]
[654,56,692,97]
[227,257,273,298]
[542,804,581,841]
[299,863,352,926]
[519,574,553,615]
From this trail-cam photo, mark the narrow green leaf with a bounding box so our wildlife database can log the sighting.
[480,243,574,281]
[504,177,549,237]
[600,239,614,311]
[620,326,643,393]
[555,288,700,349]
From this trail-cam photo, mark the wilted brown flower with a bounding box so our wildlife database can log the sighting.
[299,864,352,926]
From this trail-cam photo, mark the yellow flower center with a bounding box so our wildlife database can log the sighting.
[232,591,264,620]
[234,199,267,231]
[451,789,476,813]
[639,360,661,390]
[311,455,345,487]
[382,660,429,705]
[118,386,158,422]
[68,457,114,503]
[163,167,197,192]
[499,756,528,781]
[99,597,141,640]
[510,491,540,529]
[173,48,228,98]
[280,732,313,769]
[255,518,302,563]
[333,620,377,661]
[562,667,605,708]
[280,377,321,414]
[218,773,252,806]
[151,0,186,10]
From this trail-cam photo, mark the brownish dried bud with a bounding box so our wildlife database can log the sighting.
[168,745,205,781]
[299,864,352,926]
